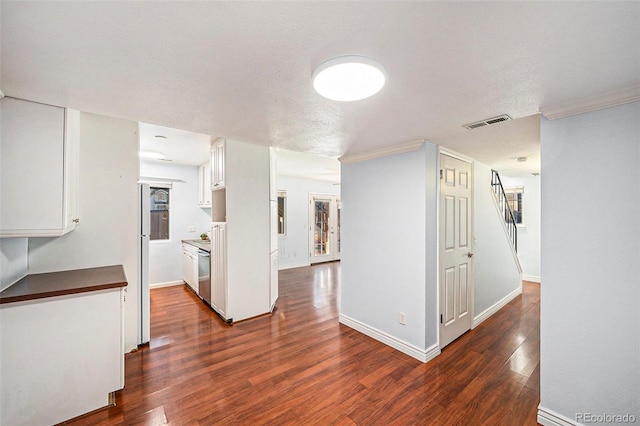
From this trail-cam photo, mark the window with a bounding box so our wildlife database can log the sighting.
[150,186,170,240]
[505,187,523,225]
[277,191,286,235]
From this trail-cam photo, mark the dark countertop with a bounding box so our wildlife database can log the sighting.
[0,265,128,305]
[182,239,211,252]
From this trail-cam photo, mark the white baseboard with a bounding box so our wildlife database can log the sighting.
[537,406,577,426]
[150,280,184,289]
[339,314,440,363]
[472,286,522,329]
[523,274,541,283]
[278,262,310,271]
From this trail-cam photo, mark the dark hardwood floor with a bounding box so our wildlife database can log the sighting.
[64,262,540,425]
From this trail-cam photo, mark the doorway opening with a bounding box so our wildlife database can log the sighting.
[309,193,341,264]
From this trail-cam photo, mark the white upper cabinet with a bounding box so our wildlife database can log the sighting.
[0,98,80,237]
[210,139,225,190]
[198,162,211,207]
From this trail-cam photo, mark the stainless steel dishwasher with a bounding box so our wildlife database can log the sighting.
[197,249,211,305]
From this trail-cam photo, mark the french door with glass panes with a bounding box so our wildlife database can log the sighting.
[309,194,341,263]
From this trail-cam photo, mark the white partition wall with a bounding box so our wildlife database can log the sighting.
[340,143,439,361]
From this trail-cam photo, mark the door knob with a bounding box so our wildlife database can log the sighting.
[467,252,474,258]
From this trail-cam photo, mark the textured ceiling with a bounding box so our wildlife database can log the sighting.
[2,2,639,176]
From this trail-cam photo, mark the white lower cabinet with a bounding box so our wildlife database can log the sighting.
[210,224,227,319]
[0,288,124,425]
[182,243,198,293]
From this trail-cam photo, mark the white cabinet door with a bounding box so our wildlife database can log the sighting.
[182,249,192,287]
[182,243,199,292]
[198,163,212,207]
[198,165,205,206]
[0,98,79,237]
[211,224,227,319]
[64,109,80,227]
[190,253,199,294]
[210,139,225,190]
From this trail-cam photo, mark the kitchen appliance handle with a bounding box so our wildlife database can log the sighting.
[198,250,210,257]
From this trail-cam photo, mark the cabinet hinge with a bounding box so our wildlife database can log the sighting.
[440,169,443,180]
[440,314,443,324]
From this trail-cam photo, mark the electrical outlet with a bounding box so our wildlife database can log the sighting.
[188,226,196,232]
[398,312,406,325]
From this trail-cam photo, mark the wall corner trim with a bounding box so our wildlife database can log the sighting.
[339,140,425,165]
[472,285,522,329]
[540,84,640,120]
[339,313,440,363]
[537,406,578,426]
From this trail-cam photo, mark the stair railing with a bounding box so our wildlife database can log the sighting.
[491,170,517,252]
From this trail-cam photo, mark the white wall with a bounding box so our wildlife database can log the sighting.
[276,176,340,270]
[501,174,541,282]
[27,112,140,352]
[340,143,439,360]
[0,238,27,290]
[472,161,523,323]
[140,160,211,286]
[539,101,640,424]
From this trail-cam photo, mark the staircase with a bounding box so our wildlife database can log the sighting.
[491,170,517,253]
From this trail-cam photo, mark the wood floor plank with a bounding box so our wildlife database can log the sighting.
[61,262,540,425]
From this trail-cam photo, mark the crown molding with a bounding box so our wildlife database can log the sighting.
[540,84,640,120]
[339,140,424,165]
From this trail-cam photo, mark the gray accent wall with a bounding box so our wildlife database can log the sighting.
[540,101,640,422]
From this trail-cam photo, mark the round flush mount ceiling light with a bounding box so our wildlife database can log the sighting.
[312,55,386,102]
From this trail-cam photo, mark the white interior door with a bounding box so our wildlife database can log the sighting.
[439,154,473,348]
[309,194,341,264]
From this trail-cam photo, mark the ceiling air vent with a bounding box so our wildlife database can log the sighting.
[463,114,512,130]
